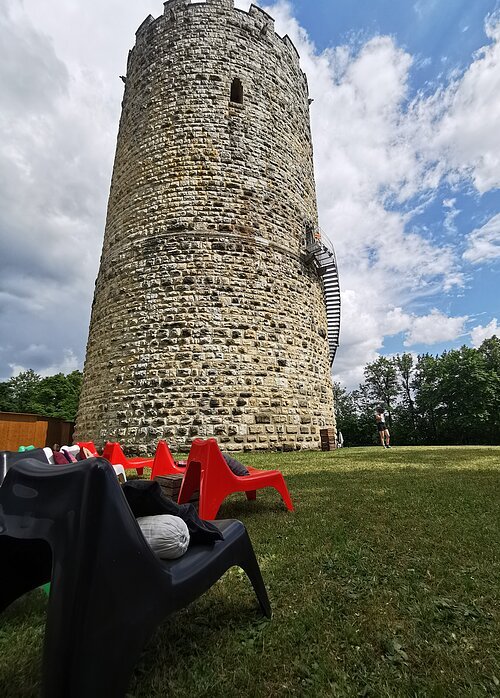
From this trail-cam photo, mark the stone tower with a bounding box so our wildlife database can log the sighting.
[75,0,336,453]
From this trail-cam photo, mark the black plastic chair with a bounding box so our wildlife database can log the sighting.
[0,457,271,698]
[1,448,50,486]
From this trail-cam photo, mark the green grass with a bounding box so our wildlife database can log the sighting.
[1,446,499,697]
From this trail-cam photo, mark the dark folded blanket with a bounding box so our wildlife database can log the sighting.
[223,453,249,476]
[122,479,223,544]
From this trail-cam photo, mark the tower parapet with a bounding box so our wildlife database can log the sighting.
[76,0,335,453]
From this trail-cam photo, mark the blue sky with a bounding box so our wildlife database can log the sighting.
[0,0,499,388]
[294,0,496,62]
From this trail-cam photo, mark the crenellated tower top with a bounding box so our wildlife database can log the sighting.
[133,1,302,69]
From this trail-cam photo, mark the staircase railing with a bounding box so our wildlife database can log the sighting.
[304,227,341,366]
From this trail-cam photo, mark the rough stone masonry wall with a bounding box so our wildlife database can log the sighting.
[75,0,335,454]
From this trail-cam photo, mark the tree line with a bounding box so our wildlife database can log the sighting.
[0,369,82,422]
[334,336,500,446]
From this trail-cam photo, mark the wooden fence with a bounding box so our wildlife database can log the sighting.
[0,412,74,451]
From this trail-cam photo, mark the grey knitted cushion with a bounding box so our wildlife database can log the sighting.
[137,514,190,559]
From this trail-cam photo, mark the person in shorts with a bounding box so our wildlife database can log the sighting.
[375,407,391,448]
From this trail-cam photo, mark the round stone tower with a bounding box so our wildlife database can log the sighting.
[75,0,335,453]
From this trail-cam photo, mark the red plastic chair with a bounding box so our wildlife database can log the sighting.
[178,438,294,519]
[149,440,186,479]
[77,441,100,457]
[101,442,153,478]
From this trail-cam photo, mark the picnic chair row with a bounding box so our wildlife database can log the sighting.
[80,437,294,520]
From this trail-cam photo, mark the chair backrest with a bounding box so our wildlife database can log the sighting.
[150,440,180,478]
[101,441,128,466]
[0,448,50,487]
[0,457,172,696]
[77,441,99,456]
[0,458,158,592]
[0,458,169,611]
[43,447,56,464]
[61,445,80,462]
[187,438,236,481]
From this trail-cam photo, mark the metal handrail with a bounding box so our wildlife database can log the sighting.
[304,224,341,366]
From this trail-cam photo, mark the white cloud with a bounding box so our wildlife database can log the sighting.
[419,15,500,193]
[385,307,412,335]
[403,309,468,346]
[9,349,79,379]
[470,318,500,347]
[442,198,460,236]
[333,288,385,388]
[413,0,438,20]
[0,6,69,116]
[41,350,80,377]
[0,0,148,380]
[463,213,500,264]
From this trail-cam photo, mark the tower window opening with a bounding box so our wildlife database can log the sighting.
[230,78,243,104]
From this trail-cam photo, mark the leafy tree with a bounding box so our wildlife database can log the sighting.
[31,371,83,422]
[396,353,416,422]
[62,371,83,422]
[438,346,498,444]
[7,369,42,413]
[414,353,446,443]
[395,353,417,442]
[331,341,500,447]
[414,346,498,444]
[478,335,500,373]
[0,381,15,412]
[332,381,373,446]
[363,356,399,423]
[332,381,355,425]
[352,384,379,445]
[477,336,500,441]
[0,369,82,422]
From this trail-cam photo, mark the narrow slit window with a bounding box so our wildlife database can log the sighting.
[230,78,243,104]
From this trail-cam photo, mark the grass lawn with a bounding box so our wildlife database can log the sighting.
[1,446,499,697]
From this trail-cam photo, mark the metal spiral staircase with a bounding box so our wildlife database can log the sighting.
[304,227,341,366]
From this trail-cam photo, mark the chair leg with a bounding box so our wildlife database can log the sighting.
[239,532,272,618]
[135,467,144,477]
[246,490,257,501]
[273,475,294,511]
[197,494,221,521]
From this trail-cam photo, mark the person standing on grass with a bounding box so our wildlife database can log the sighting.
[375,407,391,448]
[337,430,344,448]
